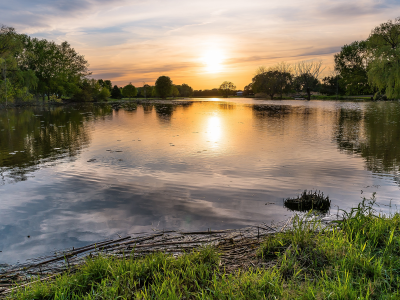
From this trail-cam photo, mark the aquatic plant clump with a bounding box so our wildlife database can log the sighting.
[284,190,331,213]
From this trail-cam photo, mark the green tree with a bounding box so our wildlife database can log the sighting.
[20,36,90,100]
[320,75,346,96]
[251,68,292,100]
[176,83,193,97]
[293,61,324,100]
[151,86,157,97]
[171,85,180,98]
[252,71,278,100]
[73,79,93,102]
[141,84,153,99]
[367,17,400,99]
[243,83,253,96]
[98,87,111,101]
[111,85,122,99]
[334,41,372,95]
[122,83,137,99]
[0,26,38,104]
[219,81,236,98]
[155,76,172,99]
[103,80,112,92]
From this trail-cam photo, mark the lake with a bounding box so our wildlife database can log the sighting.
[1,98,400,263]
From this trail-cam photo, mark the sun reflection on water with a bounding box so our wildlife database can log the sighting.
[207,116,222,144]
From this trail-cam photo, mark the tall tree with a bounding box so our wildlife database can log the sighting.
[219,81,236,98]
[293,61,324,100]
[20,36,90,100]
[111,85,122,99]
[367,17,400,99]
[334,41,372,95]
[252,68,292,100]
[155,76,172,99]
[122,83,137,99]
[0,26,38,104]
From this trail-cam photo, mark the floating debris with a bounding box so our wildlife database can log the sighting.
[284,190,331,213]
[87,158,97,162]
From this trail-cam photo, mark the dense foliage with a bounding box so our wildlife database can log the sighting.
[155,76,173,99]
[367,17,400,99]
[122,83,137,99]
[252,70,292,100]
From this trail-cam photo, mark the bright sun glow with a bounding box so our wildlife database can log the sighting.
[202,49,224,73]
[207,116,222,143]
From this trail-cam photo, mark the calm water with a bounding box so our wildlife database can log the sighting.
[1,99,400,263]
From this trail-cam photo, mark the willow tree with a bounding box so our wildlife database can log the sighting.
[367,17,400,99]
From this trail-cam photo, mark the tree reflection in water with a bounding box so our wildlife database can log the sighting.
[335,102,400,179]
[0,104,113,184]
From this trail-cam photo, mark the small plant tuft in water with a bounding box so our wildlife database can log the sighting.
[284,190,331,213]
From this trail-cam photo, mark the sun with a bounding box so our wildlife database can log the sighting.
[202,49,224,73]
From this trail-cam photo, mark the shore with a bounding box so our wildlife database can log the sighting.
[2,198,400,299]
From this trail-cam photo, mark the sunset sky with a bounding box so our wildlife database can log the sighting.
[2,0,400,90]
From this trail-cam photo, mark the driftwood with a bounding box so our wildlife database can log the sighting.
[0,216,337,296]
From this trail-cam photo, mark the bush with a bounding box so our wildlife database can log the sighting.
[98,87,110,101]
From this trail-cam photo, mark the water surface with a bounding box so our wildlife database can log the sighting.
[1,99,400,263]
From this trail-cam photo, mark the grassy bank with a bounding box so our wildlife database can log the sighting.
[6,199,400,299]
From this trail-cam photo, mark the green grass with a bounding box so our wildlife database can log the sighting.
[9,197,400,299]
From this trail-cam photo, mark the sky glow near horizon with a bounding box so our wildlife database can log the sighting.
[1,0,400,89]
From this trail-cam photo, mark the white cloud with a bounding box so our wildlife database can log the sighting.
[1,0,399,88]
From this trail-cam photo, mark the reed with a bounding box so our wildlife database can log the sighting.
[284,190,331,213]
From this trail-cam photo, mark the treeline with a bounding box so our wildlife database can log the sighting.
[106,81,194,100]
[0,26,92,104]
[1,17,399,103]
[242,17,400,100]
[0,26,194,104]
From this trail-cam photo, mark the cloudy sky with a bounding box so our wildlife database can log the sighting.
[2,0,399,89]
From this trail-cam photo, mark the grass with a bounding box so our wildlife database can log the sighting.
[8,197,400,299]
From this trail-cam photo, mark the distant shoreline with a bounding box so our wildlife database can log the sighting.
[0,96,395,110]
